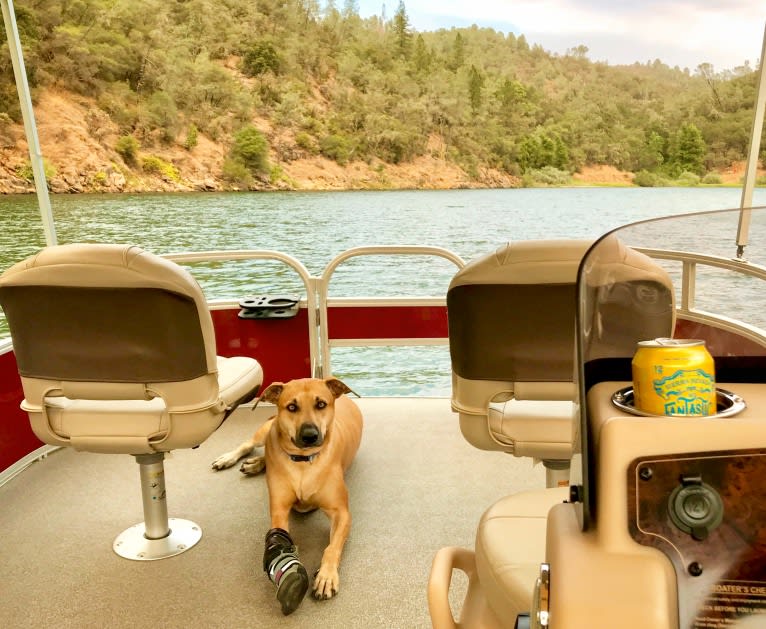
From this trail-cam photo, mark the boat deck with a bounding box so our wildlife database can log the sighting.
[0,396,544,629]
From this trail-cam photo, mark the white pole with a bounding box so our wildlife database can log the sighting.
[736,22,766,258]
[1,0,57,246]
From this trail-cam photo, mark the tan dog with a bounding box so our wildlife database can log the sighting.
[212,377,363,614]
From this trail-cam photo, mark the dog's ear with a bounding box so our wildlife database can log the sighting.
[260,382,284,404]
[325,378,353,398]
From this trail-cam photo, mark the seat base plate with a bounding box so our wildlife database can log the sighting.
[113,518,202,560]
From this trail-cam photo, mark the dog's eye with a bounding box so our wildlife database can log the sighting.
[316,400,327,410]
[287,403,298,412]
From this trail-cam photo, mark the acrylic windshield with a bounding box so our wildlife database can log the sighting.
[573,206,766,528]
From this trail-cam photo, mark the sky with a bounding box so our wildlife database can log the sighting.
[355,0,765,72]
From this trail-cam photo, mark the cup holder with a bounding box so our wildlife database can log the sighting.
[611,386,746,418]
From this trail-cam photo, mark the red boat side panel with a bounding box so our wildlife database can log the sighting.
[0,350,42,472]
[328,305,449,340]
[211,308,312,387]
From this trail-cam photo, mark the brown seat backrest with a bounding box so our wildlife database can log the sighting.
[0,243,225,453]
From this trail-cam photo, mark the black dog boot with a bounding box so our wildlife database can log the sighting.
[263,528,309,615]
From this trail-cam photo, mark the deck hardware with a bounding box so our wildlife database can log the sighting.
[568,484,582,503]
[611,386,745,418]
[639,466,653,481]
[668,475,724,541]
[688,561,703,577]
[531,563,550,628]
[238,295,300,319]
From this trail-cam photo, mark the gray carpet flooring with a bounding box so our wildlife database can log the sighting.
[0,397,543,629]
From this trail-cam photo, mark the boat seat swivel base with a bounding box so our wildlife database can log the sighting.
[112,453,202,560]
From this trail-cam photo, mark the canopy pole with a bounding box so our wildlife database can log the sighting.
[1,0,57,246]
[736,22,766,258]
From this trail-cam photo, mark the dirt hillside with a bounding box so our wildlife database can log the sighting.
[0,88,757,194]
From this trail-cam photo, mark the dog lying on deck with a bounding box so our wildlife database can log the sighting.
[212,377,363,615]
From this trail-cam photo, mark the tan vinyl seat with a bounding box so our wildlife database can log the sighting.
[430,236,676,628]
[447,239,593,485]
[0,243,263,560]
[475,486,570,621]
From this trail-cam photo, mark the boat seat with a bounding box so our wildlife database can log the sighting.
[0,243,263,560]
[475,487,569,621]
[430,237,676,628]
[447,239,593,485]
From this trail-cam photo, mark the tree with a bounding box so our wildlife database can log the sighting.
[392,1,411,57]
[242,41,281,76]
[342,0,359,17]
[518,128,569,172]
[669,122,706,175]
[412,34,431,73]
[468,65,484,115]
[638,130,665,171]
[451,32,465,71]
[230,125,270,175]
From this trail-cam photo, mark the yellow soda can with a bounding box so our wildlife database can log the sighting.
[631,338,716,416]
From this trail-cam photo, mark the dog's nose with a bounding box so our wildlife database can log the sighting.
[297,423,321,447]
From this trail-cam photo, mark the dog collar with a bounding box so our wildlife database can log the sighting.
[288,452,318,463]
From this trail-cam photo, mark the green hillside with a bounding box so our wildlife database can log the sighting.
[0,0,761,189]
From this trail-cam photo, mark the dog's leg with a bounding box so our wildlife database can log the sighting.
[211,418,272,472]
[264,488,309,615]
[313,500,352,600]
[211,439,256,470]
[263,528,309,616]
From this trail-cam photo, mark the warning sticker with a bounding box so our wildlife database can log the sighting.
[694,581,766,628]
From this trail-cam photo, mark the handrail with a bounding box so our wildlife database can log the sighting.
[317,246,466,377]
[321,245,466,280]
[4,245,765,374]
[637,246,766,346]
[163,247,466,378]
[161,250,321,376]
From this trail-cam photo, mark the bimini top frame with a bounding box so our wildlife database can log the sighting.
[1,0,56,246]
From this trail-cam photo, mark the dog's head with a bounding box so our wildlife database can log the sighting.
[260,377,353,451]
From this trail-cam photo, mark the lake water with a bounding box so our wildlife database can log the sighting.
[1,187,764,394]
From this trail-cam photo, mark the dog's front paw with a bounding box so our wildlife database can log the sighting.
[211,451,240,470]
[240,455,266,475]
[312,566,339,600]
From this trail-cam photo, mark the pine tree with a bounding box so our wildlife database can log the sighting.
[392,1,411,57]
[468,65,484,115]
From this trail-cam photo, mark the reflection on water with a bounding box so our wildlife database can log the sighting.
[1,189,765,395]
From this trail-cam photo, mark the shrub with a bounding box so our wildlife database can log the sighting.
[633,170,659,187]
[142,91,179,143]
[230,125,270,175]
[319,134,353,165]
[141,155,180,182]
[701,172,722,185]
[242,41,281,76]
[221,157,253,188]
[115,135,140,164]
[295,132,317,154]
[521,166,570,187]
[676,171,701,187]
[184,124,198,151]
[15,159,56,183]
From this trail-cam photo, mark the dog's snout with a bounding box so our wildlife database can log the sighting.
[297,423,322,447]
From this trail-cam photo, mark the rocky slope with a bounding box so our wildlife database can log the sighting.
[0,89,524,194]
[0,89,755,195]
